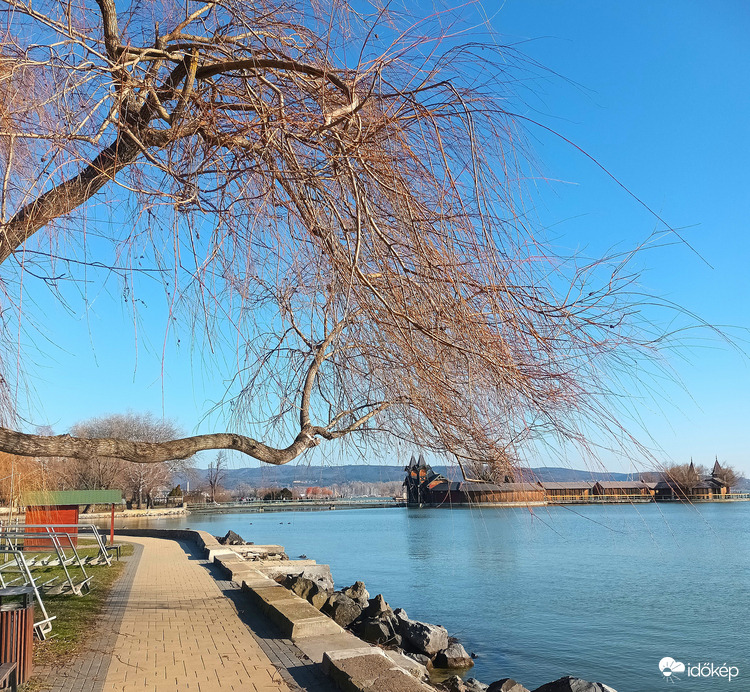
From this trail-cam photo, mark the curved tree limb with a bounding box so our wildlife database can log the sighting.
[0,427,319,465]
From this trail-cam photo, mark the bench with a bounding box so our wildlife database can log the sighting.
[105,544,124,561]
[0,661,17,691]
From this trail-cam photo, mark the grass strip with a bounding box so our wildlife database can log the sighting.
[30,542,135,668]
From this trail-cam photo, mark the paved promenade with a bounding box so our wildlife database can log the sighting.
[103,536,291,692]
[39,536,295,692]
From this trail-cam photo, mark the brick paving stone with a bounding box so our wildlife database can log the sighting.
[34,537,295,691]
[33,534,347,692]
[100,537,292,691]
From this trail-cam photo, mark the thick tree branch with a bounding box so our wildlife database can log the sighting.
[0,135,140,263]
[94,0,121,61]
[0,427,319,465]
[194,57,351,96]
[0,57,191,263]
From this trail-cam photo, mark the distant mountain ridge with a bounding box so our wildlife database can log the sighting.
[522,467,637,482]
[186,464,644,489]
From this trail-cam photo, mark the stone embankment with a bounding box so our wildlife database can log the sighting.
[207,529,617,692]
[115,527,617,692]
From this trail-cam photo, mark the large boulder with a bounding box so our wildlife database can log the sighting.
[362,594,394,619]
[355,618,397,645]
[285,575,315,599]
[532,677,617,692]
[438,676,488,692]
[438,676,469,692]
[488,679,530,692]
[434,642,474,669]
[309,589,329,611]
[400,618,449,656]
[341,581,370,607]
[403,652,432,669]
[322,592,362,627]
[284,575,330,610]
[266,564,334,592]
[217,530,245,545]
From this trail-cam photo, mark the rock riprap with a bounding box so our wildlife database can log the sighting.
[225,529,618,692]
[275,571,618,692]
[487,679,530,692]
[531,677,617,692]
[439,675,489,692]
[216,530,246,545]
[277,576,473,673]
[434,640,474,668]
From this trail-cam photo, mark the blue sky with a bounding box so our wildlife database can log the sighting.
[488,1,750,474]
[16,1,750,474]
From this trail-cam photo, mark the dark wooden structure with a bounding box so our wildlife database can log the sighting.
[539,481,595,502]
[591,481,653,498]
[0,587,34,686]
[404,456,545,506]
[652,460,732,501]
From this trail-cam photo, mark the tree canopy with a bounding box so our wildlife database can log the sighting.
[0,0,674,474]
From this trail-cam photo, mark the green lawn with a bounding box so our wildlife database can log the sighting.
[27,542,135,670]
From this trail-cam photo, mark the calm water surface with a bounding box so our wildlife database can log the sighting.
[130,503,750,691]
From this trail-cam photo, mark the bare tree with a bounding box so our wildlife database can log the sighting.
[0,1,684,474]
[665,462,705,497]
[712,462,739,490]
[206,451,227,503]
[64,412,189,504]
[232,482,254,501]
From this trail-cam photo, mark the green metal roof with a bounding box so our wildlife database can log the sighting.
[21,490,123,506]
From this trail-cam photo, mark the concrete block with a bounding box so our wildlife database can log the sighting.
[322,649,435,692]
[242,581,343,639]
[213,554,254,580]
[240,570,278,589]
[294,630,374,665]
[205,547,236,562]
[231,544,286,558]
[255,562,334,590]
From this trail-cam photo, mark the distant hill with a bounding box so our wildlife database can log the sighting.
[522,467,637,482]
[184,463,645,489]
[183,464,452,489]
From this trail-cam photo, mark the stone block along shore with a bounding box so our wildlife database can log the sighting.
[36,527,616,692]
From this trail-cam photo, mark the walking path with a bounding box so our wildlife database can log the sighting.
[37,536,317,692]
[103,537,291,692]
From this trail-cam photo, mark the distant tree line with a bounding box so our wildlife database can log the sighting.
[228,480,403,501]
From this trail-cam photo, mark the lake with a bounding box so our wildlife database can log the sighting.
[130,502,750,690]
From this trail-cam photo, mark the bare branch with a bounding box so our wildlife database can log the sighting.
[0,427,318,466]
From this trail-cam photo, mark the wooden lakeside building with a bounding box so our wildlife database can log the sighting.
[653,460,732,501]
[404,456,544,506]
[404,455,738,507]
[538,481,595,503]
[591,480,655,499]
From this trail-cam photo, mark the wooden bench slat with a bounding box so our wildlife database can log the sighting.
[0,661,18,691]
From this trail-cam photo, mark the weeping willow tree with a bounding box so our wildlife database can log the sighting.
[0,0,675,475]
